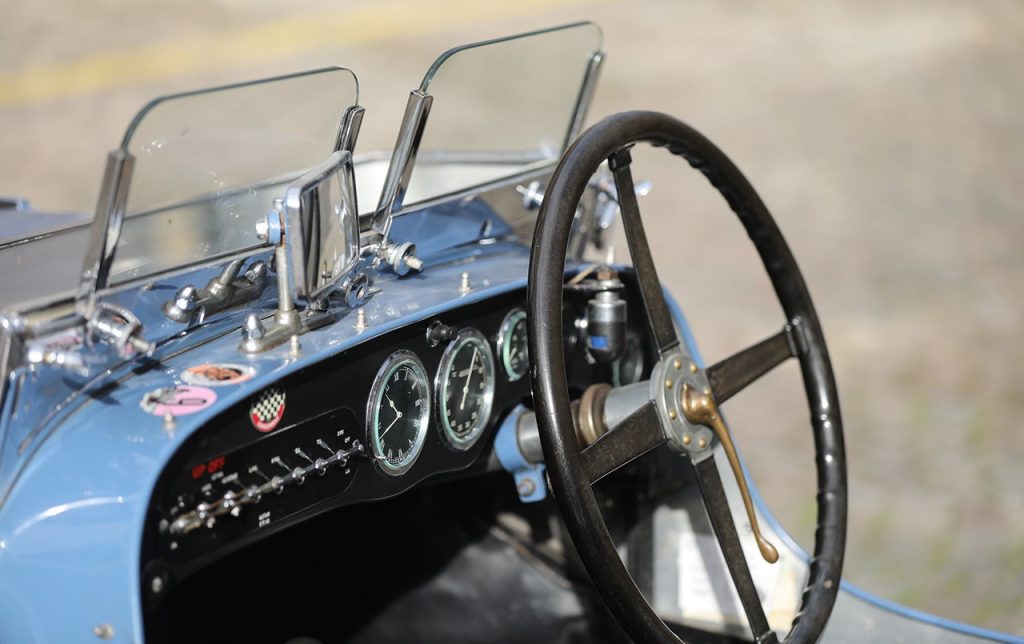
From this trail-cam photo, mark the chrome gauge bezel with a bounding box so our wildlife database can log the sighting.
[496,308,529,381]
[435,328,496,451]
[366,350,431,476]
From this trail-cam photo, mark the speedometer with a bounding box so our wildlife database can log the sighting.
[367,350,430,476]
[436,328,495,450]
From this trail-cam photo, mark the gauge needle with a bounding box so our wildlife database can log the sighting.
[460,347,478,410]
[379,409,402,440]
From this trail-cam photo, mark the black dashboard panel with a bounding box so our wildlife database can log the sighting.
[142,279,653,593]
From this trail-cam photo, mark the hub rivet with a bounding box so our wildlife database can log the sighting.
[689,362,698,373]
[673,359,682,370]
[682,434,691,445]
[665,378,673,389]
[703,386,712,396]
[668,409,677,420]
[698,437,707,448]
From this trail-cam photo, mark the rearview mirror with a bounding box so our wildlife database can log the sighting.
[283,150,361,302]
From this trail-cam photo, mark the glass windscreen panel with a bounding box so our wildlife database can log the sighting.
[111,68,357,284]
[402,22,601,206]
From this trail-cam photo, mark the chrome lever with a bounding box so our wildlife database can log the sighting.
[162,258,269,324]
[87,302,155,358]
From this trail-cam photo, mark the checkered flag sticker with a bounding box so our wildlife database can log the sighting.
[250,386,286,433]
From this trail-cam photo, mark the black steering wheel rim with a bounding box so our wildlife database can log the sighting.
[527,110,847,643]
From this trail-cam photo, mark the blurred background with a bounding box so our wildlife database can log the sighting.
[1,0,1022,635]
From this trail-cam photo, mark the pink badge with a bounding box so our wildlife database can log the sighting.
[140,385,217,417]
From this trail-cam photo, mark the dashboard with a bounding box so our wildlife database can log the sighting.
[141,279,653,597]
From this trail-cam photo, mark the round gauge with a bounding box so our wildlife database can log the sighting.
[366,350,430,476]
[497,308,529,381]
[613,329,645,387]
[436,328,496,450]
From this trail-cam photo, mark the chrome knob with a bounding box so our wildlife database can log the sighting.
[162,285,199,323]
[242,313,266,341]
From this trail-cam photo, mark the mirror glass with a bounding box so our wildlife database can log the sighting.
[283,150,360,302]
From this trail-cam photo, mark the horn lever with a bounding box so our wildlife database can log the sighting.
[681,383,779,564]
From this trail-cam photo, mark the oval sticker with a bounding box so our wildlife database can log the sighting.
[182,363,255,387]
[141,385,217,417]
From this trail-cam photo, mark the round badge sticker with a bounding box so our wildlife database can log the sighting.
[182,363,255,387]
[250,386,286,433]
[140,385,217,417]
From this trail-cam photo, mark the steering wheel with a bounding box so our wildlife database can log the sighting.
[527,111,847,643]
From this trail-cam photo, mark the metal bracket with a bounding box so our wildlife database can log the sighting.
[239,203,329,353]
[493,406,548,503]
[372,91,434,245]
[564,50,605,149]
[238,306,333,354]
[77,150,134,318]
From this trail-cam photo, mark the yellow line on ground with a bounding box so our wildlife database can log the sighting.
[0,0,601,108]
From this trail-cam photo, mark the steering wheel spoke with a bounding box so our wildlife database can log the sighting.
[706,322,803,405]
[581,399,666,484]
[692,456,779,644]
[610,150,680,356]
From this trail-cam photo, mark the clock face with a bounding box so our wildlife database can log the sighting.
[436,329,495,450]
[367,351,430,475]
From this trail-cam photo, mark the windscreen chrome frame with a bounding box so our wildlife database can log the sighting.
[75,71,364,319]
[371,22,605,247]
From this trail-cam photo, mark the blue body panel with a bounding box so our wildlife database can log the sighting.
[0,241,534,642]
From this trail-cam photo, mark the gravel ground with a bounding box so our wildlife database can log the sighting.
[1,0,1022,636]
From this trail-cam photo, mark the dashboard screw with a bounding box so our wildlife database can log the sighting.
[93,624,114,640]
[517,478,536,497]
[163,411,176,435]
